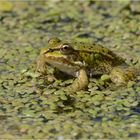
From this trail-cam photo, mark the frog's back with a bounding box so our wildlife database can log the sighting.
[72,42,126,75]
[73,42,125,63]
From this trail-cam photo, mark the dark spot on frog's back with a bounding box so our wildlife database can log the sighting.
[84,53,88,57]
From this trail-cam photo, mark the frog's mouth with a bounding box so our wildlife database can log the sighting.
[45,55,81,77]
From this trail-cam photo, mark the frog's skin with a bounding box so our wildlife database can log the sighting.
[36,38,136,91]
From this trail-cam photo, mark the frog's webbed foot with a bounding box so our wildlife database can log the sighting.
[110,66,136,85]
[65,69,88,92]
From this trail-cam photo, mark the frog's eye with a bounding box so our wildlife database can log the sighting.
[62,44,70,50]
[60,44,73,54]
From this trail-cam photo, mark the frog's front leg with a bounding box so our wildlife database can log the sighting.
[110,66,136,85]
[36,55,56,83]
[36,54,47,74]
[66,69,88,92]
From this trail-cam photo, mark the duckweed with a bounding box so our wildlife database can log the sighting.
[0,0,140,139]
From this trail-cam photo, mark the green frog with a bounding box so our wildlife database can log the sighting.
[36,38,136,91]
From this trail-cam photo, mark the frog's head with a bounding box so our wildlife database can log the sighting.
[41,38,84,76]
[48,37,75,54]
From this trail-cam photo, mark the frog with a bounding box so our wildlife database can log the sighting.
[36,37,137,92]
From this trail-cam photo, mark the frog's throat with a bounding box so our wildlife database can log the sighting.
[45,56,83,76]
